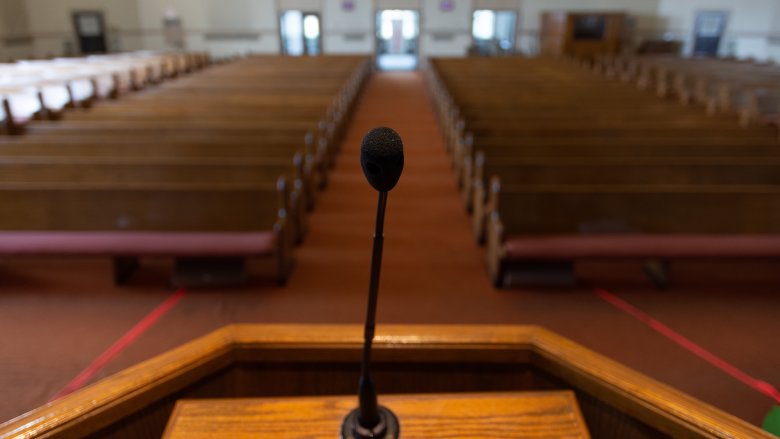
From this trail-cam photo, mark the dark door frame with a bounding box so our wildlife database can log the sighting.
[72,10,108,54]
[278,10,322,56]
[692,10,729,57]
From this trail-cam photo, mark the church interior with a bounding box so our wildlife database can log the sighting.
[0,1,779,438]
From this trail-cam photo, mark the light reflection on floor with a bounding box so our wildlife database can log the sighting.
[377,54,418,71]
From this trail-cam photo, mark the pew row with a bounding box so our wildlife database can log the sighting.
[591,54,780,129]
[470,154,780,241]
[0,55,371,286]
[486,182,780,287]
[426,57,780,287]
[0,155,308,244]
[0,134,323,209]
[0,51,210,133]
[458,137,780,211]
[0,180,293,287]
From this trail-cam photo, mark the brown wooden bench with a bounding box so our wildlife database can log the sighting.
[0,55,371,287]
[427,57,780,287]
[596,54,780,124]
[457,137,780,205]
[0,135,324,209]
[486,182,780,287]
[0,179,292,287]
[0,155,309,244]
[470,155,780,242]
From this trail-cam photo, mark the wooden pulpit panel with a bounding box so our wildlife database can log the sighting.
[162,391,591,439]
[1,325,773,439]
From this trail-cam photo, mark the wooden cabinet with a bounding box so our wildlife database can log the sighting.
[540,12,631,59]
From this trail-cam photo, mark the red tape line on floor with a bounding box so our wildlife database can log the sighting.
[49,288,187,402]
[596,288,780,404]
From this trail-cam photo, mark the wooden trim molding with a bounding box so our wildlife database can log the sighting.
[0,324,772,438]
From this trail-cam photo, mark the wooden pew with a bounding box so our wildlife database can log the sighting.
[486,182,780,287]
[0,136,324,209]
[4,55,367,144]
[0,180,292,286]
[0,155,309,244]
[427,57,780,287]
[0,55,371,286]
[0,51,207,127]
[428,57,780,185]
[458,137,780,203]
[597,54,780,124]
[471,155,780,242]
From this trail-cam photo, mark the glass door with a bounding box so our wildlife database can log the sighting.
[376,9,419,70]
[471,10,517,56]
[72,11,108,54]
[280,11,321,56]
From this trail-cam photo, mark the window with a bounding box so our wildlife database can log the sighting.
[280,11,321,56]
[471,10,517,55]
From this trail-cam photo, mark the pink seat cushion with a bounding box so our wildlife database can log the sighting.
[0,231,275,257]
[505,235,780,260]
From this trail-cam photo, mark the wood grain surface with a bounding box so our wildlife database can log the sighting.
[162,391,590,439]
[0,325,773,439]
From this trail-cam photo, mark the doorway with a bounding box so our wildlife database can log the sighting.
[692,11,728,57]
[471,10,517,56]
[280,11,321,56]
[72,11,108,54]
[376,9,420,70]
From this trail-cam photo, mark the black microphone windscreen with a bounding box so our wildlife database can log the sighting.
[360,127,404,192]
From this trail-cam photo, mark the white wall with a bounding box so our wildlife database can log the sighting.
[769,1,780,60]
[24,0,142,57]
[137,0,279,57]
[420,0,473,57]
[658,0,778,60]
[0,0,33,61]
[322,0,374,54]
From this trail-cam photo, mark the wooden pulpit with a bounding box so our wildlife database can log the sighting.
[0,325,772,438]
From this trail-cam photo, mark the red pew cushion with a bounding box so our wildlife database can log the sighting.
[505,235,780,260]
[0,231,275,257]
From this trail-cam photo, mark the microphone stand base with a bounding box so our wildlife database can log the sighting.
[341,406,399,439]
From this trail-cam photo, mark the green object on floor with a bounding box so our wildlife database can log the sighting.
[764,405,780,436]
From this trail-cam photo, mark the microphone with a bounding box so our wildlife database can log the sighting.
[360,127,404,192]
[341,127,403,439]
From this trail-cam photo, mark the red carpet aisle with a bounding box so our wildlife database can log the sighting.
[0,72,778,428]
[275,71,509,321]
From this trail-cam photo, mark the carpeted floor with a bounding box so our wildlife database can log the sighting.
[0,72,778,429]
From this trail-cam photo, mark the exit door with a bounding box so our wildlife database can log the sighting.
[72,11,108,54]
[472,10,518,55]
[693,11,728,57]
[376,10,419,70]
[280,11,321,56]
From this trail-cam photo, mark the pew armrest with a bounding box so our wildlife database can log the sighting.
[273,209,294,286]
[486,212,506,288]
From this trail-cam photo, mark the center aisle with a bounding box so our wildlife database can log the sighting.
[280,71,504,322]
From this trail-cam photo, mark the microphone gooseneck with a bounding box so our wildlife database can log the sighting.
[358,190,387,429]
[341,127,403,439]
